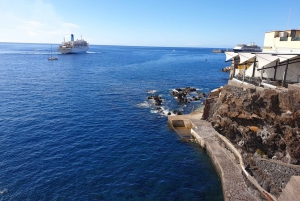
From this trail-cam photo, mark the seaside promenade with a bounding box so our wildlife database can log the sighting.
[168,110,277,201]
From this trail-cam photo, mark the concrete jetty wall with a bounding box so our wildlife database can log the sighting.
[168,114,273,200]
[190,119,270,201]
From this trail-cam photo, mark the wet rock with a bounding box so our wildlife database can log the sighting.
[173,110,183,115]
[222,66,231,72]
[147,95,163,106]
[171,87,201,103]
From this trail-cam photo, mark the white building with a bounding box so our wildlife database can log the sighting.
[225,29,300,88]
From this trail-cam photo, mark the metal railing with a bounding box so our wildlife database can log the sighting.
[233,75,262,87]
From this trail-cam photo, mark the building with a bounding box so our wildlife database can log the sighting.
[225,29,300,88]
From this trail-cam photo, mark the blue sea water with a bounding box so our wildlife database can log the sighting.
[0,43,228,200]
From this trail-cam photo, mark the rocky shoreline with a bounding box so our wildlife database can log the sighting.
[203,81,300,199]
[168,80,300,200]
[146,87,208,116]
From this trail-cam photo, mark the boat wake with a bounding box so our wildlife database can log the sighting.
[87,51,101,54]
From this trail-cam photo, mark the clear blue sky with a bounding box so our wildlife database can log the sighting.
[1,0,299,48]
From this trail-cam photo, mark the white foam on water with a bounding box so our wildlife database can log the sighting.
[154,106,174,116]
[160,108,173,116]
[87,51,102,54]
[150,110,159,114]
[148,99,156,104]
[0,188,7,194]
[137,101,151,108]
[146,90,157,94]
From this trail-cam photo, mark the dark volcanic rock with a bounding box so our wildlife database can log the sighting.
[207,85,300,164]
[204,84,300,197]
[173,110,183,115]
[148,95,163,106]
[171,87,204,103]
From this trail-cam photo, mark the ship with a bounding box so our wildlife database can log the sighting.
[212,49,224,53]
[57,34,89,54]
[233,42,261,52]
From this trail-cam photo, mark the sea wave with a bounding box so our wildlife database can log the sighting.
[146,90,157,94]
[0,188,7,195]
[137,101,151,108]
[87,51,101,54]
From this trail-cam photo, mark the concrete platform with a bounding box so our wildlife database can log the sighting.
[168,109,203,141]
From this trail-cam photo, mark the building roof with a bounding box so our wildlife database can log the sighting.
[225,52,238,61]
[265,29,300,33]
[238,53,256,64]
[226,52,300,69]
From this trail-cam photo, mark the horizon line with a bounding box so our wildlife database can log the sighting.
[0,41,233,49]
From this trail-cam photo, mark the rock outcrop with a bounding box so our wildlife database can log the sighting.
[171,87,207,103]
[204,84,300,197]
[207,85,300,164]
[145,87,207,116]
[221,66,231,72]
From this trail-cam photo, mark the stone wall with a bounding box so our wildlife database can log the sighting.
[252,157,300,197]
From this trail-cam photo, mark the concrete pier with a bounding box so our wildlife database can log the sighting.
[168,112,277,201]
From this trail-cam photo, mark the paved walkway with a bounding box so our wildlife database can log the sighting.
[278,176,300,201]
[191,120,260,201]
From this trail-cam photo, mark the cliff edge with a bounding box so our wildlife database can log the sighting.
[203,83,300,198]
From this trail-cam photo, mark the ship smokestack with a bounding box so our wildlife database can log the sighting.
[71,34,74,41]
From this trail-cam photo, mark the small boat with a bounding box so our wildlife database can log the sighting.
[212,49,224,53]
[48,45,58,60]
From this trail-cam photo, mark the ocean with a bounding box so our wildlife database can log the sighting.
[0,43,228,200]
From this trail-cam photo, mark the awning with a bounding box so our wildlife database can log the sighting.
[225,52,238,61]
[255,54,278,69]
[277,54,299,62]
[238,53,256,64]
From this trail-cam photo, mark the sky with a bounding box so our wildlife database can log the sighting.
[0,0,299,48]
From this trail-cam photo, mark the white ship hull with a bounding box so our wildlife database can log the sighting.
[57,46,89,54]
[233,47,261,52]
[57,34,89,54]
[233,42,261,53]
